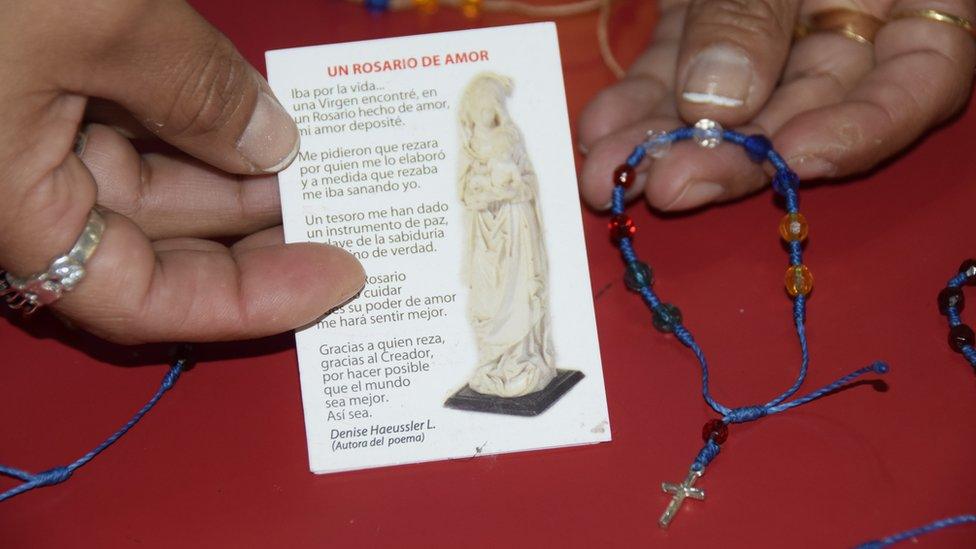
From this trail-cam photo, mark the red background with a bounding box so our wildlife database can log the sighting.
[2,1,974,547]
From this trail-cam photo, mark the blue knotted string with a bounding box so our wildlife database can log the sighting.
[363,0,390,11]
[0,352,192,502]
[854,514,976,548]
[614,127,888,475]
[943,272,976,369]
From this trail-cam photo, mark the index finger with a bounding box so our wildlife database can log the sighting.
[0,1,362,343]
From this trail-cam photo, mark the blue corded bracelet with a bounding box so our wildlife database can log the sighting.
[855,514,976,548]
[938,260,976,370]
[850,265,976,547]
[608,119,890,528]
[0,346,193,502]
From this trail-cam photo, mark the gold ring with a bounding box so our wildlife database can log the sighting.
[795,8,885,45]
[890,8,976,38]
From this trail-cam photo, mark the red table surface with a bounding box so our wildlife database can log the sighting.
[2,1,975,548]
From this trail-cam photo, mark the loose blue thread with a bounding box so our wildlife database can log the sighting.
[854,514,976,548]
[612,126,888,476]
[0,350,193,502]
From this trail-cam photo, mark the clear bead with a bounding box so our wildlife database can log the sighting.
[642,130,671,159]
[693,119,723,148]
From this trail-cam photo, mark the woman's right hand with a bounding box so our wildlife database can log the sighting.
[0,0,365,343]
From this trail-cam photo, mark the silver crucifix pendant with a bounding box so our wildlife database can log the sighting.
[659,467,705,528]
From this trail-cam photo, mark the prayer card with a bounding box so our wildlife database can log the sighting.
[267,23,611,474]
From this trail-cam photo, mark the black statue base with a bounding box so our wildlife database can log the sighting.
[444,369,584,417]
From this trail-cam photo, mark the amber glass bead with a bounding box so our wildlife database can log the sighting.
[609,214,636,242]
[613,164,637,189]
[938,287,964,315]
[960,259,976,285]
[413,0,438,14]
[948,324,975,353]
[785,265,813,297]
[460,0,481,18]
[778,213,809,242]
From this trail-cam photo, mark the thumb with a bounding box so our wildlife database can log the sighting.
[70,1,299,174]
[676,0,800,126]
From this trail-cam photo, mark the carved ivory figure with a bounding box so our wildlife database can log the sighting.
[457,73,557,398]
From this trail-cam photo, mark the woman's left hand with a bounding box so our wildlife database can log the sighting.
[578,0,975,212]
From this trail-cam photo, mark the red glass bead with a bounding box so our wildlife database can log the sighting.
[613,164,637,189]
[609,214,636,242]
[702,419,728,444]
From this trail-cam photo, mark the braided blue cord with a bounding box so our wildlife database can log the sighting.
[854,515,976,548]
[764,295,809,408]
[944,272,976,368]
[851,269,976,545]
[766,362,889,415]
[691,439,720,471]
[0,356,189,502]
[611,127,887,477]
[363,0,390,11]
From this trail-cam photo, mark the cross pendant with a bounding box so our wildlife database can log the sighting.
[659,468,705,528]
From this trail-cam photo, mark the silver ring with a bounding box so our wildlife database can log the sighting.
[1,209,106,314]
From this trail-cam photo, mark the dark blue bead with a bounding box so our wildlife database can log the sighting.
[743,134,772,163]
[652,303,682,333]
[938,287,964,315]
[772,170,799,196]
[169,343,197,371]
[959,259,976,285]
[364,0,389,11]
[624,261,654,291]
[949,324,975,353]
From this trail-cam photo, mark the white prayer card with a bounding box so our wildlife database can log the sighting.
[267,23,611,474]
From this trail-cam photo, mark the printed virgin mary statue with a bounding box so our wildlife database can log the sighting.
[456,72,558,398]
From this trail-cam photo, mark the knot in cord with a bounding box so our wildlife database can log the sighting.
[691,439,721,472]
[724,406,768,424]
[34,467,72,487]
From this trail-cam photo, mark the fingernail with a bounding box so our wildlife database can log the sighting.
[110,125,138,139]
[786,155,837,179]
[74,126,90,157]
[664,182,724,211]
[339,281,366,307]
[682,44,753,108]
[238,92,300,173]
